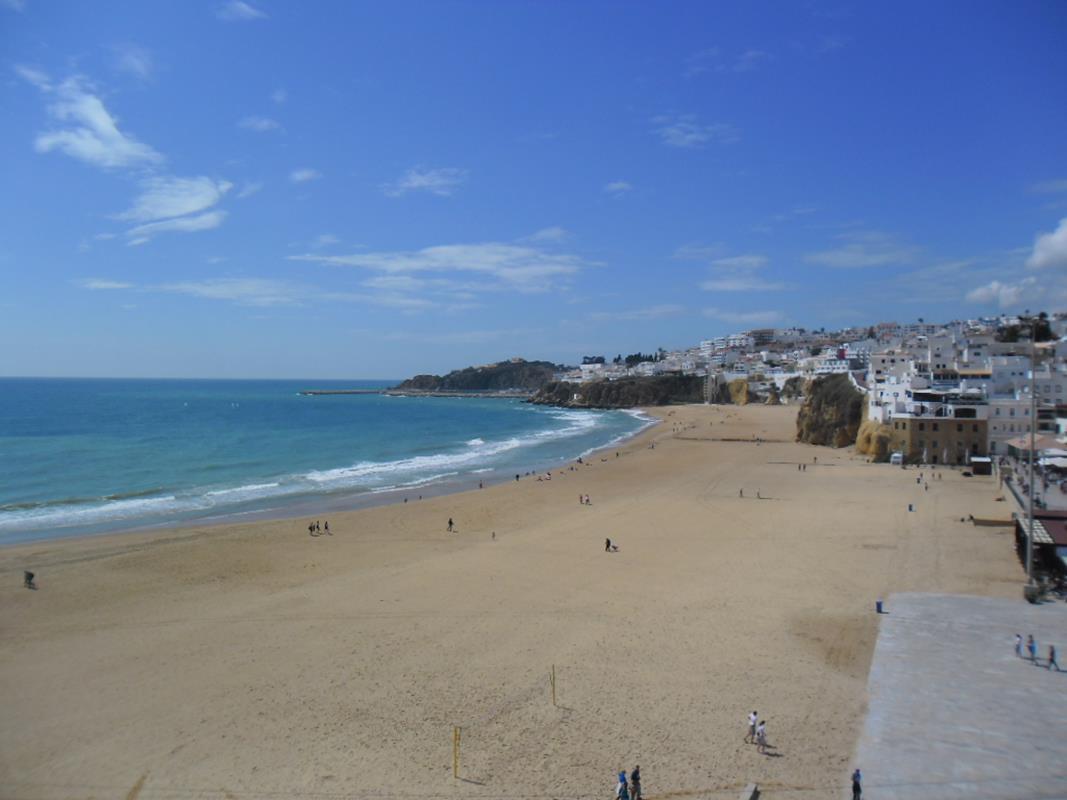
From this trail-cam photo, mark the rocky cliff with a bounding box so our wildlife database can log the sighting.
[854,402,893,461]
[393,359,562,393]
[529,374,706,408]
[795,374,864,448]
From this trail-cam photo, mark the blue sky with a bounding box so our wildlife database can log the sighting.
[3,1,1066,379]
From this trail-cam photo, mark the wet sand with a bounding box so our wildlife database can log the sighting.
[0,404,1022,799]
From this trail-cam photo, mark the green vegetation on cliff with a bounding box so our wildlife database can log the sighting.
[530,374,705,408]
[795,374,864,448]
[394,359,562,392]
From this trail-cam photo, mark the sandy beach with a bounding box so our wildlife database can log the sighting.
[0,404,1022,799]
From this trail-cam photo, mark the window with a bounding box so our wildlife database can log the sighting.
[972,424,978,433]
[933,423,939,431]
[919,422,925,431]
[957,424,963,432]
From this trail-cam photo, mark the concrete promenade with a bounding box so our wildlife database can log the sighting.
[853,593,1067,799]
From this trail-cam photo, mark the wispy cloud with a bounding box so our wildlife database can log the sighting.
[76,278,133,290]
[290,168,321,183]
[28,76,162,169]
[673,243,725,261]
[732,49,771,72]
[126,210,227,243]
[14,64,51,90]
[590,304,685,322]
[291,241,587,293]
[1030,179,1067,194]
[271,88,287,104]
[311,233,340,249]
[965,278,1040,309]
[239,115,281,132]
[653,114,739,148]
[1,0,27,12]
[604,180,633,193]
[1027,217,1067,270]
[117,176,232,223]
[700,254,786,292]
[216,0,266,21]
[804,231,916,268]
[384,167,468,197]
[703,307,784,325]
[162,278,299,306]
[684,47,770,76]
[113,44,153,81]
[237,181,263,198]
[524,226,570,243]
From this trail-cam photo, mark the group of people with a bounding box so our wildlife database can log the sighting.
[744,710,770,753]
[614,766,640,800]
[1016,633,1059,670]
[307,520,330,536]
[579,494,591,505]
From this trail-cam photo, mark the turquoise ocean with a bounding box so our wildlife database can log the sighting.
[0,378,652,545]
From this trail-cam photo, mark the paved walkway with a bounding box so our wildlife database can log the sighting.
[853,593,1067,799]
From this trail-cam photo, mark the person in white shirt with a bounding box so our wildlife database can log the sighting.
[746,711,758,744]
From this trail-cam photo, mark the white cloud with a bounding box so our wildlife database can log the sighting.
[237,181,263,198]
[702,276,786,292]
[290,168,321,183]
[654,114,739,148]
[1028,179,1067,194]
[117,176,232,222]
[2,0,27,11]
[684,47,770,76]
[1026,218,1067,270]
[291,241,586,292]
[361,275,428,292]
[604,180,633,193]
[239,115,281,132]
[590,304,685,321]
[525,226,569,243]
[271,88,287,104]
[703,307,784,324]
[312,233,340,249]
[710,255,768,270]
[33,77,163,169]
[804,231,916,268]
[732,49,771,72]
[384,167,468,197]
[126,210,227,242]
[77,278,133,290]
[965,278,1040,309]
[162,278,297,307]
[14,64,51,90]
[673,243,725,261]
[113,44,153,81]
[699,254,784,292]
[216,0,266,21]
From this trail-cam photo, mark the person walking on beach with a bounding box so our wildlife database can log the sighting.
[23,570,35,589]
[1015,634,1023,658]
[324,520,330,535]
[1028,634,1037,663]
[615,770,629,800]
[630,766,641,800]
[308,521,315,536]
[315,520,321,533]
[852,768,862,800]
[746,710,758,743]
[447,517,454,532]
[739,488,744,498]
[1049,644,1060,671]
[756,720,767,754]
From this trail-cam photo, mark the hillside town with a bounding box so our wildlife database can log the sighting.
[559,312,1067,474]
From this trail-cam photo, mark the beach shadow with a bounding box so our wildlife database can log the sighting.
[761,747,784,758]
[459,777,486,786]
